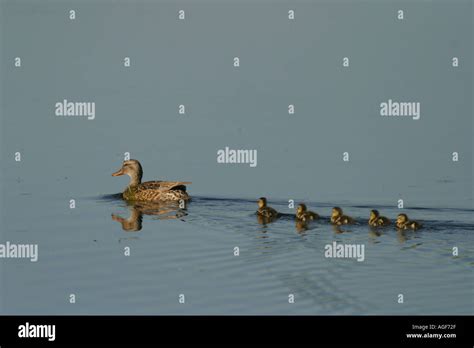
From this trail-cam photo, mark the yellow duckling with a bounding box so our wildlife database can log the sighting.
[396,213,422,230]
[112,159,191,202]
[330,207,354,225]
[368,209,390,227]
[296,203,319,222]
[256,197,280,220]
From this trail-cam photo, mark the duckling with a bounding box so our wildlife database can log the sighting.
[296,203,319,222]
[330,207,354,225]
[368,209,390,227]
[112,159,191,202]
[256,197,280,220]
[396,213,422,230]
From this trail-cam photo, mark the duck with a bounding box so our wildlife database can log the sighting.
[256,197,280,221]
[330,207,354,225]
[396,213,422,230]
[296,203,319,222]
[112,159,191,202]
[368,209,390,227]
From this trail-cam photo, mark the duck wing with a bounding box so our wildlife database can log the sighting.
[140,181,191,191]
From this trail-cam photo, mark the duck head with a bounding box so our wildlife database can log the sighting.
[112,159,143,187]
[332,206,343,219]
[397,213,408,225]
[297,204,307,215]
[257,197,267,209]
[370,209,379,220]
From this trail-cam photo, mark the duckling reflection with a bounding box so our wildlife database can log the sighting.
[396,229,417,243]
[295,219,320,234]
[396,213,422,230]
[332,225,351,234]
[295,219,309,233]
[368,226,383,243]
[256,197,280,224]
[330,207,355,225]
[368,209,390,227]
[112,201,188,231]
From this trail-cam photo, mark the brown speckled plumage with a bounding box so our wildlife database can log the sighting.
[123,181,190,201]
[368,209,390,227]
[296,203,319,222]
[112,159,191,202]
[396,213,422,230]
[256,197,280,223]
[331,207,355,225]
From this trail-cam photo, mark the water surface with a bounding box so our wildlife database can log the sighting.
[2,189,473,315]
[0,0,472,315]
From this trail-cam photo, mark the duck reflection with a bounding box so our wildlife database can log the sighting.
[396,229,418,244]
[332,224,352,234]
[112,200,188,231]
[295,219,309,233]
[256,214,279,225]
[295,219,320,234]
[368,226,383,238]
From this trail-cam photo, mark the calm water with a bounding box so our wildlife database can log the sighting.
[0,0,472,315]
[1,188,473,315]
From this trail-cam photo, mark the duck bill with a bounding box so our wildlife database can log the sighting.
[112,168,125,177]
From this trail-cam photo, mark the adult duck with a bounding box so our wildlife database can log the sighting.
[112,159,191,202]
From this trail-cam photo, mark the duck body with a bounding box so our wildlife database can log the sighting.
[396,220,422,230]
[112,159,191,202]
[256,197,280,223]
[296,204,319,222]
[368,210,390,227]
[331,215,354,225]
[331,207,354,225]
[369,216,390,227]
[122,181,190,202]
[257,206,279,219]
[396,214,422,230]
[297,211,319,221]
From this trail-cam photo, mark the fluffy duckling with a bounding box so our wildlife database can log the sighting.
[112,159,191,202]
[330,207,354,225]
[256,197,280,220]
[368,209,390,227]
[296,203,319,222]
[396,213,422,230]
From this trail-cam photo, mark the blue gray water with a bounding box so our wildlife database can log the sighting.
[0,0,472,314]
[1,186,473,315]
